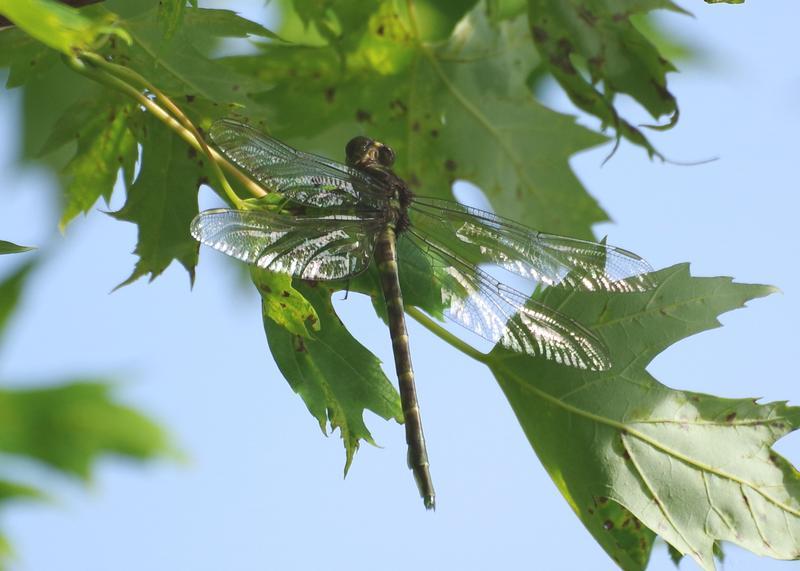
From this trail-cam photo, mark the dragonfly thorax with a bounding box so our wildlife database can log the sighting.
[345,136,413,233]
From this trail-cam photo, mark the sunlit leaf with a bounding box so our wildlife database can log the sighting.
[252,267,320,339]
[0,0,130,56]
[228,4,606,238]
[487,265,786,569]
[263,283,402,471]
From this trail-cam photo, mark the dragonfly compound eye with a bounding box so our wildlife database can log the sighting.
[345,136,374,165]
[377,144,396,167]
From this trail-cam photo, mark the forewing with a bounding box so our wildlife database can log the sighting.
[411,197,654,293]
[209,119,387,211]
[405,230,611,371]
[191,208,381,280]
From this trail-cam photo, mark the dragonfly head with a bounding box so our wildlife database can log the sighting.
[346,136,396,169]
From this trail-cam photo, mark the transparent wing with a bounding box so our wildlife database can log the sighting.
[210,119,388,211]
[191,208,382,281]
[405,230,612,371]
[411,197,654,293]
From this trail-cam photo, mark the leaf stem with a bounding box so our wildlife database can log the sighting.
[406,305,487,364]
[78,53,246,209]
[65,54,265,205]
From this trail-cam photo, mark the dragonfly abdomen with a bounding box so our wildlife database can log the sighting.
[375,226,435,510]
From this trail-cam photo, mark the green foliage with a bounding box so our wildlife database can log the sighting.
[487,265,786,569]
[0,0,781,569]
[110,115,202,287]
[262,283,403,472]
[0,241,34,255]
[252,267,320,338]
[228,4,606,237]
[0,0,130,55]
[56,99,138,229]
[527,0,687,157]
[0,260,169,569]
[0,382,169,479]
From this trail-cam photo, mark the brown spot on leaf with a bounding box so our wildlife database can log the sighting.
[612,12,628,22]
[186,94,195,103]
[650,79,673,102]
[376,24,385,36]
[725,412,737,422]
[531,26,548,43]
[356,109,372,123]
[407,173,421,188]
[550,38,577,75]
[324,87,336,103]
[198,176,210,186]
[578,6,597,26]
[429,129,439,138]
[597,496,608,505]
[232,85,240,92]
[588,55,604,71]
[444,159,457,172]
[279,302,286,309]
[261,284,272,294]
[603,520,614,531]
[188,147,197,159]
[390,99,407,114]
[411,121,420,132]
[769,453,779,465]
[306,315,318,326]
[282,290,291,297]
[293,336,307,353]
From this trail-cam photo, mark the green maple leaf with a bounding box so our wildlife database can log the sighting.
[0,382,170,479]
[226,2,606,238]
[261,282,402,471]
[0,0,131,57]
[1,1,790,568]
[527,0,687,157]
[0,27,57,88]
[110,116,202,287]
[0,256,170,569]
[120,7,274,106]
[52,99,138,229]
[486,264,791,569]
[0,241,34,255]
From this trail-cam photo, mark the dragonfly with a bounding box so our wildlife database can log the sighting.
[190,118,654,510]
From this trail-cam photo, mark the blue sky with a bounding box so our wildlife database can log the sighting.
[0,1,798,570]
